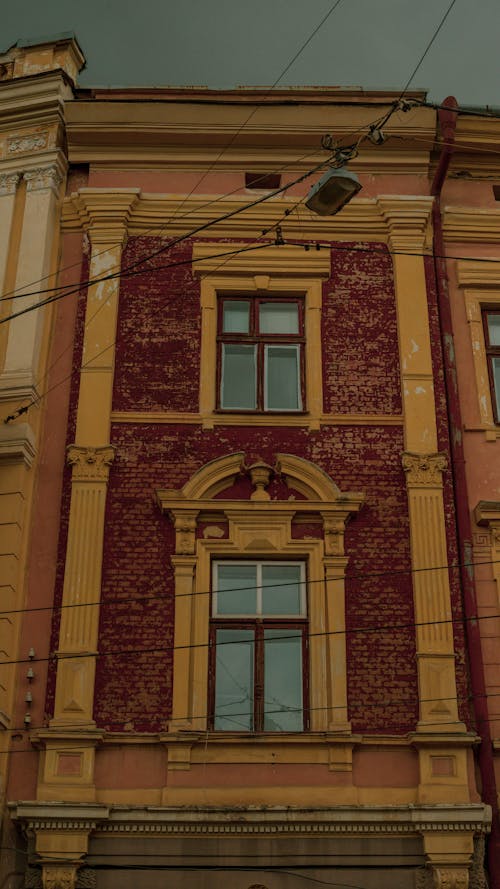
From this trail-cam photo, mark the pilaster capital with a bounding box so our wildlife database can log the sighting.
[432,867,469,889]
[66,445,115,481]
[24,164,64,194]
[378,196,433,254]
[321,511,350,556]
[171,511,200,555]
[0,171,21,195]
[42,865,79,889]
[402,451,448,487]
[70,188,141,246]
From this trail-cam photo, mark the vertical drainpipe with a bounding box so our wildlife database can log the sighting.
[431,96,500,885]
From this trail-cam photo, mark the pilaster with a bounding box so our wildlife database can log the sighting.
[46,190,139,798]
[0,159,66,401]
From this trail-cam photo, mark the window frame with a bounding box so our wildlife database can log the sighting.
[482,307,500,424]
[209,559,309,733]
[217,296,305,413]
[192,244,330,430]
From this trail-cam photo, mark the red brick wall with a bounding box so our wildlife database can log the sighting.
[46,236,471,735]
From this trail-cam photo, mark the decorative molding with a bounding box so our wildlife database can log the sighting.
[0,171,21,195]
[110,410,405,427]
[24,164,63,193]
[443,208,500,244]
[158,452,363,735]
[0,421,36,467]
[402,452,448,487]
[378,196,433,253]
[432,868,469,889]
[8,132,48,154]
[456,260,500,288]
[12,802,490,835]
[66,445,115,482]
[192,242,331,276]
[42,866,78,889]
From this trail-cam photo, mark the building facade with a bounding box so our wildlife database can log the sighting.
[1,36,498,889]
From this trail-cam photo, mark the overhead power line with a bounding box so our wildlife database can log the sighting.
[3,556,499,619]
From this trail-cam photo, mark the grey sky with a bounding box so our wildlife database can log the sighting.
[2,0,499,106]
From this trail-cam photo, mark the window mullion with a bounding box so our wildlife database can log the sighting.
[254,623,264,732]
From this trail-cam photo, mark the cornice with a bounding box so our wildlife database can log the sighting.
[443,207,500,243]
[10,802,491,836]
[0,70,74,130]
[0,421,36,467]
[62,191,436,244]
[474,500,500,526]
[65,100,435,172]
[456,260,500,287]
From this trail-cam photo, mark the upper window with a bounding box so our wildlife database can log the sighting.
[217,297,304,412]
[209,560,308,732]
[483,309,500,423]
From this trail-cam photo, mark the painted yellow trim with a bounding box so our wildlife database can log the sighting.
[195,263,325,429]
[157,453,364,748]
[461,284,500,431]
[475,501,500,607]
[111,410,405,426]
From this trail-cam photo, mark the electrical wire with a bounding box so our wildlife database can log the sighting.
[2,556,499,619]
[2,589,498,671]
[4,689,499,749]
[398,0,459,99]
[0,0,348,308]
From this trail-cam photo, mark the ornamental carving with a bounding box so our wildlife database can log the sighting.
[42,867,77,889]
[24,165,63,192]
[0,172,20,195]
[402,452,448,486]
[174,513,198,555]
[432,868,469,889]
[244,458,275,501]
[323,514,347,556]
[8,133,47,154]
[67,445,115,481]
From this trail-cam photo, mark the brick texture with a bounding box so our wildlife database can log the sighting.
[45,236,472,737]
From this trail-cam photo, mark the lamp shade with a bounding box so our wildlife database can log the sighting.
[305,166,362,216]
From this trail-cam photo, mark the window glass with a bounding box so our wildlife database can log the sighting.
[259,302,299,334]
[492,357,500,416]
[221,344,256,409]
[265,345,301,410]
[264,630,303,731]
[223,301,250,333]
[261,564,303,615]
[215,564,257,615]
[214,629,254,730]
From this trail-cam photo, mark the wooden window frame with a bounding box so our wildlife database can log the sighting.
[217,296,305,413]
[209,559,309,732]
[192,243,330,430]
[482,307,500,424]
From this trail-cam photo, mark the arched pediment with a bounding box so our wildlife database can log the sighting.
[158,451,350,504]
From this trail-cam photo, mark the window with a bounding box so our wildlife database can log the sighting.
[209,561,308,731]
[483,309,500,422]
[218,297,304,412]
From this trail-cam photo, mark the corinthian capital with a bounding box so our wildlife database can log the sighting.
[402,452,447,486]
[67,445,115,481]
[24,164,64,193]
[0,172,21,195]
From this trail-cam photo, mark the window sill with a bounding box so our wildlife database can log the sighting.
[463,424,500,442]
[160,728,356,771]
